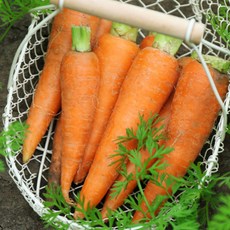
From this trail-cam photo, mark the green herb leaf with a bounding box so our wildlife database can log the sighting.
[42,184,73,229]
[0,0,50,43]
[207,3,230,46]
[0,121,27,171]
[208,195,230,230]
[41,113,230,230]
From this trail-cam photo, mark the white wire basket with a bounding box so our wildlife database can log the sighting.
[2,0,230,229]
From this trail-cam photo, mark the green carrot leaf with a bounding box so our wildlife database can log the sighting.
[0,121,27,172]
[0,0,51,43]
[207,3,230,46]
[208,195,230,230]
[41,113,230,229]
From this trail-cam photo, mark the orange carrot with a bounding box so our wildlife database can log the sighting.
[178,56,196,69]
[74,22,139,184]
[93,19,112,47]
[74,34,182,219]
[60,26,100,203]
[101,92,174,219]
[47,115,62,187]
[132,57,229,222]
[22,9,100,163]
[139,32,156,49]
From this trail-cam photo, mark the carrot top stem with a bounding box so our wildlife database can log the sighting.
[191,51,230,74]
[72,26,91,52]
[110,22,138,42]
[152,33,182,56]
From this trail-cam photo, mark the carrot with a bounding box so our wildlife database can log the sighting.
[101,92,174,219]
[178,56,196,69]
[74,34,182,219]
[22,9,100,163]
[93,19,112,47]
[73,22,139,184]
[132,57,229,222]
[139,32,156,49]
[47,114,62,187]
[60,26,100,203]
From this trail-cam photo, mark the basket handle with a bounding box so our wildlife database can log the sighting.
[50,0,205,44]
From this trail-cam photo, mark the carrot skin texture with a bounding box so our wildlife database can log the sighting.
[139,35,155,49]
[74,33,139,184]
[60,51,100,202]
[22,9,100,163]
[93,19,112,48]
[101,92,173,219]
[132,60,229,222]
[178,56,196,69]
[74,47,180,218]
[47,115,63,187]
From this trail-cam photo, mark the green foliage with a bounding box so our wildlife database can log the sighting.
[42,184,74,229]
[208,195,230,230]
[0,0,50,42]
[42,114,230,229]
[207,3,230,46]
[0,121,27,172]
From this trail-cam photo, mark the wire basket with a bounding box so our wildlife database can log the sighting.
[3,0,230,229]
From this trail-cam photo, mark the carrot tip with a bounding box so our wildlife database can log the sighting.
[74,210,85,219]
[22,153,31,163]
[101,211,108,220]
[73,178,84,185]
[64,197,76,206]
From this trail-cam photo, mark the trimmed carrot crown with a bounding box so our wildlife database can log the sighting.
[71,26,91,52]
[152,33,182,56]
[191,51,230,74]
[110,22,138,42]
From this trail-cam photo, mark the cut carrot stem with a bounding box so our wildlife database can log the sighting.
[74,33,181,219]
[22,9,100,163]
[132,56,229,222]
[110,22,138,42]
[60,26,100,203]
[152,33,182,56]
[191,51,230,74]
[73,22,140,185]
[72,26,91,52]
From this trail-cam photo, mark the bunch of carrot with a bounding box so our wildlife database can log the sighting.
[21,7,229,226]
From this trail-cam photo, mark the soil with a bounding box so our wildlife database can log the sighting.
[0,15,48,230]
[0,5,229,230]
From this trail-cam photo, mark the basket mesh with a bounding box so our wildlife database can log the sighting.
[3,0,230,228]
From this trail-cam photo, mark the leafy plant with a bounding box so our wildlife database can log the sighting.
[208,194,230,230]
[207,3,230,46]
[0,121,27,171]
[0,0,50,42]
[41,114,230,229]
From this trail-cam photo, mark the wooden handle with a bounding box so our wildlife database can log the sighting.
[50,0,205,44]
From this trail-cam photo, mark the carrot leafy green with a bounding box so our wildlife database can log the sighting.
[208,194,230,229]
[0,121,27,171]
[0,0,50,42]
[41,114,230,229]
[207,3,230,46]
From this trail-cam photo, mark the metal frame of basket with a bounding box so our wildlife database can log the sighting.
[2,0,230,229]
